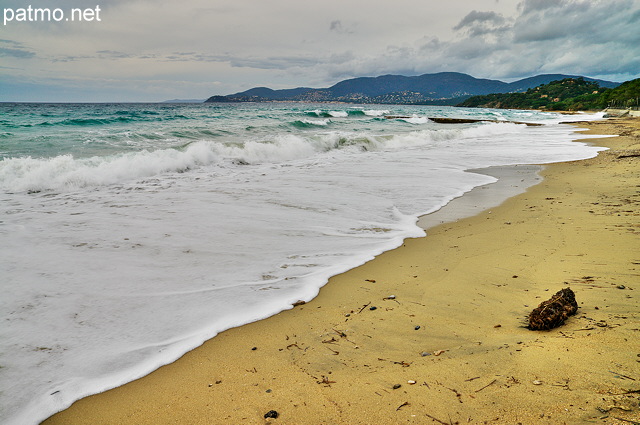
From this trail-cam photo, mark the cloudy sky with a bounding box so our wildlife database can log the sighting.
[2,0,639,102]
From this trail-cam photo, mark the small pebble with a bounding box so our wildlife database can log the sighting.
[264,410,279,419]
[369,306,377,311]
[617,285,626,289]
[420,352,431,357]
[414,326,420,330]
[392,384,402,389]
[407,380,416,385]
[251,347,257,351]
[532,380,542,385]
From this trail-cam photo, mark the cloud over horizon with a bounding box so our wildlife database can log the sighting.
[1,0,639,102]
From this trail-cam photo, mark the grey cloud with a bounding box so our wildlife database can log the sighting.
[160,51,325,69]
[325,0,640,83]
[51,51,157,62]
[3,0,639,102]
[229,55,322,70]
[330,20,342,31]
[0,47,35,59]
[517,0,567,14]
[0,39,35,58]
[513,0,633,43]
[329,19,354,34]
[453,10,512,38]
[51,55,92,62]
[453,10,506,30]
[96,50,136,59]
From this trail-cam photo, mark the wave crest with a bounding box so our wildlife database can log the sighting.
[291,119,331,128]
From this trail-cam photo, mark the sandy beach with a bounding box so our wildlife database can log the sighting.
[42,117,639,425]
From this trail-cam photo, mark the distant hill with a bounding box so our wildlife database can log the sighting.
[458,77,639,111]
[204,72,620,105]
[505,74,618,93]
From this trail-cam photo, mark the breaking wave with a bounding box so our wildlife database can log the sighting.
[0,126,486,193]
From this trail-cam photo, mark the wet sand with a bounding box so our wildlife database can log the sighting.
[43,117,640,425]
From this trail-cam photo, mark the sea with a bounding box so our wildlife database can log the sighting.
[0,102,607,424]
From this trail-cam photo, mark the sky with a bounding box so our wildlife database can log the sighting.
[1,0,639,102]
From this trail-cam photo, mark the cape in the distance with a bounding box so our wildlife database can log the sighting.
[202,72,619,106]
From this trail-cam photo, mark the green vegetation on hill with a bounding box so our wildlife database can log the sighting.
[598,78,640,109]
[458,77,640,111]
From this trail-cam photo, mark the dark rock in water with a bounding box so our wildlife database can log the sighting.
[528,288,578,330]
[264,410,279,419]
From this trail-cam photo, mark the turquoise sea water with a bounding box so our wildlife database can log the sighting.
[0,103,606,424]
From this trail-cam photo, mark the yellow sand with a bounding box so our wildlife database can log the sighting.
[43,118,639,425]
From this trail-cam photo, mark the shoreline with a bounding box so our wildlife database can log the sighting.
[418,164,544,230]
[42,117,639,425]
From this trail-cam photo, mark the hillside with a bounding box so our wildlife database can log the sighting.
[204,72,618,105]
[458,77,639,111]
[598,78,640,108]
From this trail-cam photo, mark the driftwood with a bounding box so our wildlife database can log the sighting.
[383,116,543,126]
[528,288,578,330]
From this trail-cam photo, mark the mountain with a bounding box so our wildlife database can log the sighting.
[204,72,619,105]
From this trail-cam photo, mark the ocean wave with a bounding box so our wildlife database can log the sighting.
[0,144,219,193]
[305,110,331,118]
[304,109,370,118]
[0,121,539,193]
[398,116,430,124]
[291,119,331,128]
[17,112,193,128]
[43,117,136,126]
[362,109,389,117]
[0,133,378,192]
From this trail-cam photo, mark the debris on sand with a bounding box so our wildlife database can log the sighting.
[528,287,578,330]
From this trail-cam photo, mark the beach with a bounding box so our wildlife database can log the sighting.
[42,117,639,425]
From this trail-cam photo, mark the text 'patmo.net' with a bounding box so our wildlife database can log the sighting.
[4,5,101,25]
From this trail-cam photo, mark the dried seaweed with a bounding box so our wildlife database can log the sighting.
[528,288,578,330]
